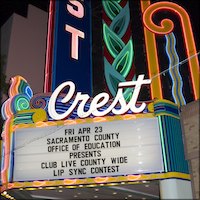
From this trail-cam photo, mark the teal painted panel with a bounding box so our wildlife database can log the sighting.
[159,115,189,174]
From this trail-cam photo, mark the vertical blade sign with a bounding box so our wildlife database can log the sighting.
[49,0,92,94]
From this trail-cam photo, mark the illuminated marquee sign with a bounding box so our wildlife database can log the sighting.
[0,76,190,192]
[3,0,198,191]
[13,117,164,182]
[48,74,151,120]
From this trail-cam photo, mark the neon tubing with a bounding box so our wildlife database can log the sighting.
[141,0,163,100]
[44,0,55,92]
[143,1,199,100]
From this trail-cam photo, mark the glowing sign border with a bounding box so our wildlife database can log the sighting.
[0,76,190,193]
[142,0,199,100]
[1,112,190,192]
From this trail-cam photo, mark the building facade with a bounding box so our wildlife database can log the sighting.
[1,0,199,199]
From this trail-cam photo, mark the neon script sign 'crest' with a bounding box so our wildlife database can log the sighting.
[48,75,151,120]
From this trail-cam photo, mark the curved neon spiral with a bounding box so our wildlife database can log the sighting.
[143,1,199,100]
[1,76,33,186]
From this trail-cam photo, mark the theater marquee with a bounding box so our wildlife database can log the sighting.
[13,117,163,182]
[1,0,195,192]
[1,76,190,192]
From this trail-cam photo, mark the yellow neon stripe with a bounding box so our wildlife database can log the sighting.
[154,99,179,107]
[17,109,47,123]
[12,112,156,130]
[142,1,199,100]
[1,172,190,191]
[140,0,163,100]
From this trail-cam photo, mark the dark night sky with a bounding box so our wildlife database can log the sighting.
[0,0,199,33]
[168,0,200,48]
[0,0,49,27]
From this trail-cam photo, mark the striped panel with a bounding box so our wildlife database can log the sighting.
[153,100,179,118]
[158,115,189,174]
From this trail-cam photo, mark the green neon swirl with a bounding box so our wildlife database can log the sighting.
[103,23,125,58]
[102,1,122,20]
[113,40,133,77]
[103,0,135,101]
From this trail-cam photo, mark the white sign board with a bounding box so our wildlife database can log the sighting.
[13,117,164,182]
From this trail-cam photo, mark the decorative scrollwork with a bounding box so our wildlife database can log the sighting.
[1,76,33,187]
[1,76,33,120]
[30,93,50,110]
[143,1,199,99]
[102,0,135,101]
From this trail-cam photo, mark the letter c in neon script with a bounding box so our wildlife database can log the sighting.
[48,81,77,120]
[48,75,152,120]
